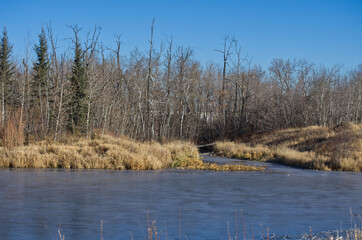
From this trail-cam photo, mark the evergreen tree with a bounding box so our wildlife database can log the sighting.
[69,31,88,134]
[31,27,50,136]
[32,27,49,103]
[0,27,14,125]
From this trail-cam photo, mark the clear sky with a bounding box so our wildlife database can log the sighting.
[1,0,361,70]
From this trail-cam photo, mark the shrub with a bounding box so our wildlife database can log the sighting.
[2,109,24,149]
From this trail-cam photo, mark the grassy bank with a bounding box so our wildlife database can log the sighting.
[0,134,262,171]
[214,122,362,172]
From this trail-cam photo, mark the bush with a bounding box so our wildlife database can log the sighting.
[2,109,24,149]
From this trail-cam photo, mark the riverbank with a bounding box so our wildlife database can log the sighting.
[0,134,263,171]
[214,122,362,172]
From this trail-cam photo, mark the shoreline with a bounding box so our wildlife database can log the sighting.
[1,123,360,172]
[0,134,263,172]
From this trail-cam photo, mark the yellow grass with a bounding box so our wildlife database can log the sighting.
[172,155,263,171]
[0,134,262,171]
[214,142,272,160]
[0,135,186,170]
[215,123,362,172]
[168,142,263,171]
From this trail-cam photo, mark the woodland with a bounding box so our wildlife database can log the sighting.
[0,22,361,147]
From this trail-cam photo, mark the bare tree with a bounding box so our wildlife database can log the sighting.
[215,35,235,135]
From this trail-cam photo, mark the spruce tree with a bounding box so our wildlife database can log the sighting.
[69,32,87,134]
[0,27,14,125]
[31,27,50,136]
[32,27,49,104]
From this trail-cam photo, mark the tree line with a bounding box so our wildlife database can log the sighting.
[0,23,361,145]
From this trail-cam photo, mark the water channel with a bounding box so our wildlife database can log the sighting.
[0,155,361,239]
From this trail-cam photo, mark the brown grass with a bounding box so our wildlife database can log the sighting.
[214,142,273,160]
[172,154,264,171]
[0,135,185,170]
[0,134,262,171]
[214,123,362,172]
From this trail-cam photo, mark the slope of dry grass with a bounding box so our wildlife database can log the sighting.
[0,134,263,171]
[215,122,362,172]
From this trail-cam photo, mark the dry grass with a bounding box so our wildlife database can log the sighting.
[168,141,263,171]
[55,211,362,240]
[165,141,263,171]
[172,155,264,171]
[214,142,272,160]
[215,122,362,172]
[0,134,188,170]
[0,134,262,171]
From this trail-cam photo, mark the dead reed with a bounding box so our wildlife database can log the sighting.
[133,210,362,240]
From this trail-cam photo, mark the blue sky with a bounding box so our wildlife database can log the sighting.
[1,0,361,70]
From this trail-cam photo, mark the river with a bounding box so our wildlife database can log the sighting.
[0,155,361,239]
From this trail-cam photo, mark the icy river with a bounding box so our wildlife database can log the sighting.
[0,155,361,239]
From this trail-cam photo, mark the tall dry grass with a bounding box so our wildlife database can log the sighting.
[0,134,262,171]
[0,134,190,170]
[215,123,362,172]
